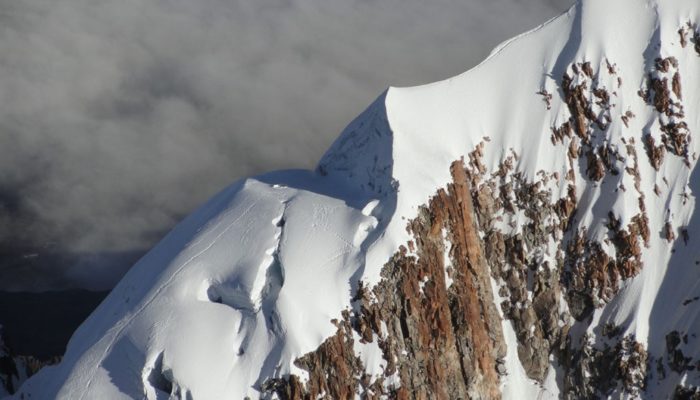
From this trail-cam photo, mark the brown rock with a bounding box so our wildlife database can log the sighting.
[264,160,507,399]
[643,134,666,170]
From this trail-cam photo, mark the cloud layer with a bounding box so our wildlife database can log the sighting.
[0,0,574,290]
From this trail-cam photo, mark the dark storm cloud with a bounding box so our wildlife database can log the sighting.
[0,0,574,290]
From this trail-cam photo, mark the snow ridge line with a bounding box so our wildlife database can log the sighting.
[80,201,258,398]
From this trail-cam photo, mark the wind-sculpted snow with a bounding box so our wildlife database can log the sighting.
[9,0,700,398]
[10,174,387,399]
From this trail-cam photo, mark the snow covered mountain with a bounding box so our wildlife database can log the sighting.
[8,0,700,398]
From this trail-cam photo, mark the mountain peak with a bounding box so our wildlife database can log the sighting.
[8,1,700,398]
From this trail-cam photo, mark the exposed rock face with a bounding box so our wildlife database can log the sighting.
[641,56,692,165]
[0,330,17,396]
[264,160,506,399]
[561,333,648,399]
[264,26,700,396]
[643,133,666,170]
[674,385,700,400]
[261,312,368,400]
[263,125,653,399]
[0,328,59,396]
[263,139,652,398]
[466,146,570,381]
[265,23,700,396]
[555,61,619,182]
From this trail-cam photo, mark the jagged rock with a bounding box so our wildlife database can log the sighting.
[0,327,59,396]
[621,110,635,127]
[554,62,623,181]
[268,42,689,397]
[0,331,18,396]
[674,385,700,400]
[661,121,691,159]
[561,334,648,399]
[643,134,666,170]
[666,331,692,373]
[665,222,676,242]
[689,22,700,55]
[537,89,553,110]
[563,219,645,320]
[265,160,507,399]
[641,56,692,163]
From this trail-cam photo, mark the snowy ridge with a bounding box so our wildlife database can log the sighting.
[12,174,385,399]
[8,0,700,398]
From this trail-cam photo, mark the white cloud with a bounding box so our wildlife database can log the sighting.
[0,0,574,289]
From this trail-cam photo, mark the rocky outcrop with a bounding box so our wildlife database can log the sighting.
[561,333,648,399]
[264,29,700,396]
[264,129,651,397]
[466,146,571,381]
[0,330,17,396]
[0,327,60,396]
[673,385,700,400]
[264,160,506,399]
[563,209,647,320]
[679,21,700,55]
[264,130,655,398]
[554,62,619,182]
[643,133,666,170]
[640,56,693,166]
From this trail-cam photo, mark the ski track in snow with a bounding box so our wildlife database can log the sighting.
[9,0,700,398]
[80,200,258,398]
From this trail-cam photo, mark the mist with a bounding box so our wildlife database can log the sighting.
[0,0,574,291]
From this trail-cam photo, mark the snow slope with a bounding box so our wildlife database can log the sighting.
[9,0,700,398]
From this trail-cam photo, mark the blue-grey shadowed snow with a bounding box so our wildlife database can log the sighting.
[0,0,574,290]
[646,162,700,389]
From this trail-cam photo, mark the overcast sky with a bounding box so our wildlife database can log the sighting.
[0,0,574,291]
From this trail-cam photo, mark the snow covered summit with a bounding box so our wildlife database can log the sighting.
[9,0,700,398]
